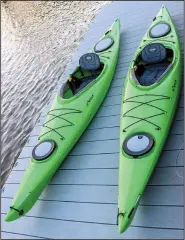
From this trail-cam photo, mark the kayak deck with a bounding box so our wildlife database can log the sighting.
[1,1,184,239]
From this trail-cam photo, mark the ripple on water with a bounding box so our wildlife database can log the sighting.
[1,1,110,187]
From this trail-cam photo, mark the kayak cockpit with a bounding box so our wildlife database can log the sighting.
[60,53,104,99]
[132,43,174,86]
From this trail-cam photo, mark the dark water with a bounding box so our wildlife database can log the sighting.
[1,1,109,186]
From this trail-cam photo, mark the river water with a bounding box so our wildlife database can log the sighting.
[1,1,110,186]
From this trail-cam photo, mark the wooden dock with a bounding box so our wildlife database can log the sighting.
[1,1,184,239]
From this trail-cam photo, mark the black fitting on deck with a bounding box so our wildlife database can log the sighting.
[10,206,24,216]
[117,209,125,225]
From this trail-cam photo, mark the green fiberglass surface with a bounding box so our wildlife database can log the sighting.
[118,6,182,233]
[5,19,120,222]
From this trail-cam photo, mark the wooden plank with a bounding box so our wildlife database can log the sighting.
[171,119,184,134]
[90,6,183,28]
[10,143,184,173]
[82,4,183,41]
[6,166,184,186]
[131,205,183,229]
[93,1,183,18]
[2,184,183,206]
[157,149,184,167]
[30,125,42,136]
[149,167,184,186]
[15,153,120,171]
[11,146,184,173]
[1,214,183,239]
[88,9,183,36]
[1,232,45,239]
[94,2,183,19]
[70,134,183,155]
[1,198,183,229]
[2,198,118,225]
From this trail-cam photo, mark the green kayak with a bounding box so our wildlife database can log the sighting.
[118,6,182,233]
[5,19,120,222]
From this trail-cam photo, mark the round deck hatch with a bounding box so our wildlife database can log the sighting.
[149,23,171,38]
[94,37,114,52]
[32,140,56,160]
[123,133,154,157]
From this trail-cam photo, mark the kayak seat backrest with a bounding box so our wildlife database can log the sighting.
[141,43,167,64]
[68,53,102,95]
[79,53,101,71]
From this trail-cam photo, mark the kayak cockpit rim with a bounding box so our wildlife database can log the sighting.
[59,60,107,100]
[130,43,177,89]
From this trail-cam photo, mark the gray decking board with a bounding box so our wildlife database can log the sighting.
[9,130,184,159]
[1,214,184,239]
[5,148,184,173]
[1,232,45,239]
[12,129,184,155]
[1,199,183,229]
[1,1,184,239]
[2,185,184,206]
[5,166,184,187]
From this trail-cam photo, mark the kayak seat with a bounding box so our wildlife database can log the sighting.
[60,53,103,99]
[134,44,173,86]
[72,53,101,94]
[138,62,170,86]
[74,76,96,94]
[141,43,167,64]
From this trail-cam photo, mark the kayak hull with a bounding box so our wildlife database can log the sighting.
[5,19,120,222]
[118,6,182,233]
